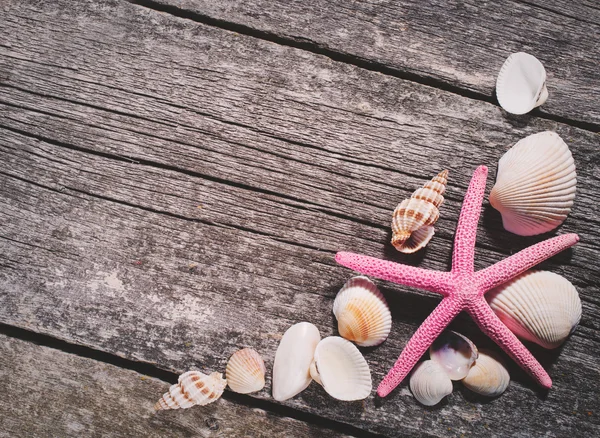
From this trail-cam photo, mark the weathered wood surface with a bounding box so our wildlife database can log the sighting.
[0,334,349,438]
[149,0,600,127]
[0,0,599,436]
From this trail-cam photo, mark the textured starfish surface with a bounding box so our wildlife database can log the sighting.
[336,165,579,397]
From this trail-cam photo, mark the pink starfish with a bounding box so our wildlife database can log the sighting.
[336,165,579,397]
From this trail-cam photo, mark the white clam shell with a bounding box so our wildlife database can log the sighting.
[489,131,576,236]
[462,350,510,397]
[430,330,478,380]
[409,360,453,406]
[155,371,227,410]
[486,270,582,349]
[496,52,548,115]
[272,322,321,401]
[226,348,266,394]
[309,336,372,401]
[333,276,392,347]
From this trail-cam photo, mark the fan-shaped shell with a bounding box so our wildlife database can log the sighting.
[226,348,266,394]
[489,131,576,236]
[155,371,227,410]
[430,330,478,380]
[462,350,510,397]
[391,170,448,253]
[333,276,392,347]
[486,270,581,349]
[309,336,372,401]
[272,322,321,401]
[409,360,453,406]
[496,52,548,115]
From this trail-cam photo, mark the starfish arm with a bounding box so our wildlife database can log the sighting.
[452,166,488,274]
[335,252,452,295]
[475,233,580,292]
[377,297,464,397]
[467,297,552,389]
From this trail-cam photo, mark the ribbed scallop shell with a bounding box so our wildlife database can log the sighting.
[226,348,266,394]
[430,330,478,380]
[490,132,576,236]
[496,52,548,115]
[155,371,227,410]
[391,170,448,253]
[333,276,392,347]
[409,360,453,406]
[462,350,510,397]
[486,270,581,349]
[309,337,372,401]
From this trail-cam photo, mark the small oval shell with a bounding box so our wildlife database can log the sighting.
[226,348,266,394]
[155,371,227,410]
[486,270,581,349]
[430,330,478,380]
[409,360,453,406]
[391,170,448,253]
[489,131,576,236]
[496,52,548,115]
[462,350,510,397]
[333,276,392,347]
[272,322,321,401]
[309,337,372,401]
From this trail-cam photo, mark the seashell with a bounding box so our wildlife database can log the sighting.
[391,170,448,253]
[272,322,321,401]
[489,131,576,236]
[496,52,548,115]
[486,270,581,349]
[333,276,392,347]
[309,336,372,401]
[430,330,478,380]
[155,371,227,410]
[409,360,453,406]
[226,348,266,394]
[462,350,510,397]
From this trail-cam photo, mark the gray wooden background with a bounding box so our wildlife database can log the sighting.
[0,0,598,436]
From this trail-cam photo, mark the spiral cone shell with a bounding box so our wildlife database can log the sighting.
[333,276,391,347]
[226,348,266,394]
[154,371,227,410]
[391,170,448,253]
[462,350,510,397]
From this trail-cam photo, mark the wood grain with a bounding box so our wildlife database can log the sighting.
[0,0,599,436]
[0,334,349,438]
[147,0,600,127]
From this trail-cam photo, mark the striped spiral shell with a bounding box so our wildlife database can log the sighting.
[154,371,227,410]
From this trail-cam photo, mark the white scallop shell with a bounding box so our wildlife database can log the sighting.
[272,322,321,401]
[155,371,227,410]
[496,52,548,115]
[430,330,478,380]
[409,360,453,406]
[309,337,372,401]
[489,131,576,236]
[226,348,266,394]
[333,276,392,347]
[462,350,510,397]
[486,270,581,349]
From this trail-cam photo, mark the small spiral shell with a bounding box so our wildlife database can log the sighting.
[391,170,448,253]
[154,371,227,411]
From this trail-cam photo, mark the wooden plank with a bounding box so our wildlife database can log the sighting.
[146,0,600,127]
[0,334,350,438]
[0,0,599,436]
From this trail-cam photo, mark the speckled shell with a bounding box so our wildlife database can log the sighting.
[226,348,266,394]
[155,371,227,410]
[409,360,453,406]
[430,330,478,380]
[490,132,576,236]
[391,170,448,253]
[309,337,372,401]
[333,276,392,347]
[496,52,548,115]
[462,350,510,397]
[486,270,581,349]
